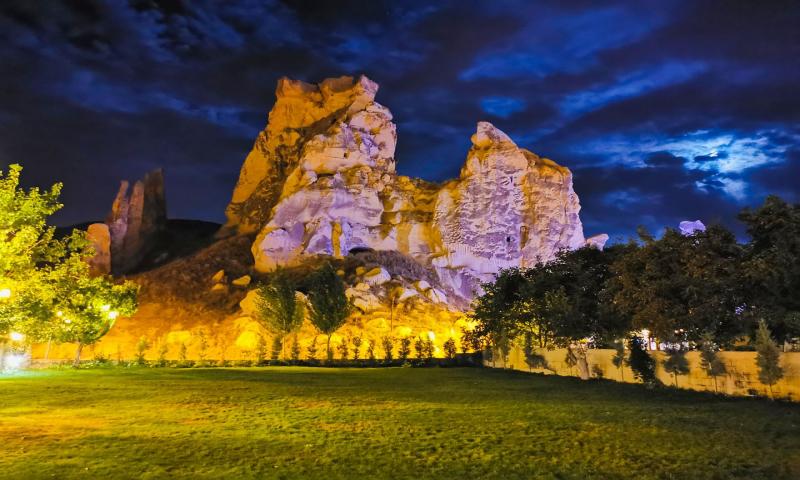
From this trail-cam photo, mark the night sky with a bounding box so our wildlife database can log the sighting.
[1,1,798,241]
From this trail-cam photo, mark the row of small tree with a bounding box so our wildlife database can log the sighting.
[470,195,797,396]
[0,165,138,368]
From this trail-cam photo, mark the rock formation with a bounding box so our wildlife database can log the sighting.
[222,75,602,300]
[105,169,167,274]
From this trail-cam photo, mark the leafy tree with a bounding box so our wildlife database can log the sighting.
[381,335,394,361]
[611,340,626,381]
[290,336,301,362]
[307,263,352,361]
[352,335,363,360]
[626,336,659,386]
[178,342,188,363]
[564,347,578,375]
[0,164,62,338]
[609,226,744,345]
[739,196,800,342]
[48,236,138,366]
[254,269,305,359]
[135,336,150,366]
[337,337,349,360]
[306,336,318,361]
[0,165,138,365]
[398,337,411,361]
[255,334,268,365]
[196,329,209,365]
[699,332,727,393]
[755,320,784,398]
[423,338,435,360]
[413,336,425,359]
[443,337,457,359]
[662,346,690,387]
[366,340,376,360]
[157,340,169,367]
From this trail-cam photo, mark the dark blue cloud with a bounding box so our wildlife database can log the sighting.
[0,0,797,240]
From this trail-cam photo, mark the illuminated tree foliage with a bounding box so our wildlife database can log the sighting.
[0,164,138,366]
[254,268,305,359]
[307,262,352,361]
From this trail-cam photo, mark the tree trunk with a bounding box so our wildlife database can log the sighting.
[572,344,590,380]
[44,338,52,360]
[326,335,332,362]
[0,340,6,371]
[73,342,84,368]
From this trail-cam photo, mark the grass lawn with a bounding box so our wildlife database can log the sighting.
[1,368,798,479]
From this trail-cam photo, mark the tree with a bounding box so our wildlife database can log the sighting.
[351,335,363,360]
[48,234,138,366]
[254,269,305,359]
[443,337,457,359]
[381,335,393,361]
[699,332,727,393]
[0,164,62,339]
[626,336,659,386]
[662,347,690,387]
[306,336,319,361]
[398,337,411,361]
[307,263,352,361]
[755,320,784,398]
[739,196,800,343]
[336,337,349,360]
[609,226,744,346]
[0,165,138,366]
[135,336,150,366]
[611,340,626,381]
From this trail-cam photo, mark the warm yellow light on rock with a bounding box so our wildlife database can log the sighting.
[9,331,24,342]
[0,288,11,299]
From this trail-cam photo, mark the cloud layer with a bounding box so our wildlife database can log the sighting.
[0,0,797,240]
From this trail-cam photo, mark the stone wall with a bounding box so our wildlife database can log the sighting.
[488,344,800,400]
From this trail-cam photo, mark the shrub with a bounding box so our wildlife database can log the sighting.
[290,336,301,362]
[424,339,435,360]
[352,335,363,360]
[381,336,394,361]
[699,333,727,393]
[255,335,268,365]
[443,338,457,359]
[270,336,281,361]
[413,336,425,359]
[196,330,209,366]
[755,319,784,398]
[564,348,578,375]
[626,336,660,386]
[307,336,319,361]
[156,341,169,367]
[611,340,626,381]
[337,337,349,360]
[592,364,604,379]
[366,340,376,361]
[135,336,150,366]
[178,342,188,363]
[662,346,690,387]
[399,337,411,362]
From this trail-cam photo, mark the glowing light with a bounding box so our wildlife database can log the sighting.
[56,311,63,317]
[100,304,111,312]
[427,331,436,341]
[3,353,27,371]
[108,311,119,320]
[9,332,24,342]
[0,288,11,299]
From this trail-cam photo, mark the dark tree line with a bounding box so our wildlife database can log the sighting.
[470,196,800,359]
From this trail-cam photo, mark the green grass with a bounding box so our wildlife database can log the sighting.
[1,368,798,479]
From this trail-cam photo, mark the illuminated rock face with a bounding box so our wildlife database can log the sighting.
[224,75,597,301]
[106,169,166,274]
